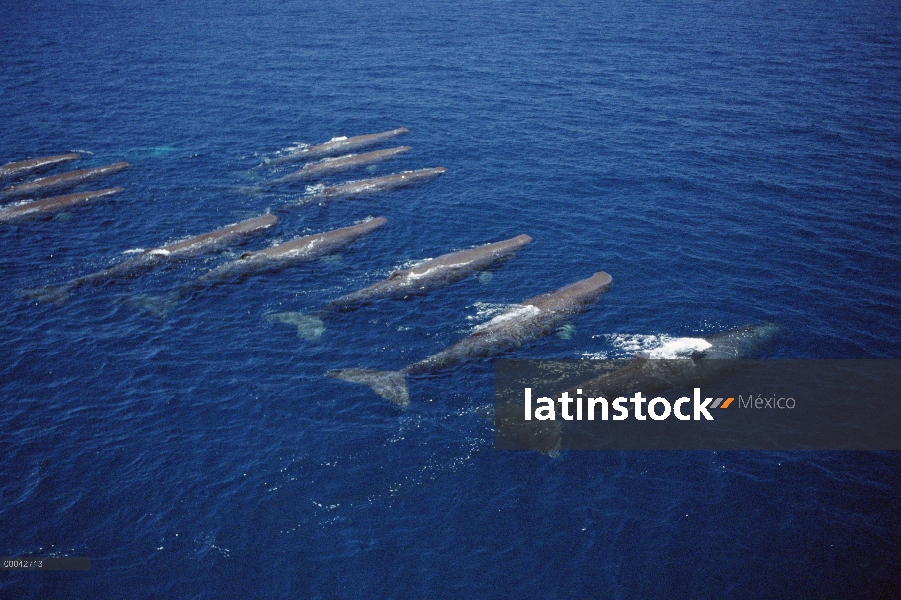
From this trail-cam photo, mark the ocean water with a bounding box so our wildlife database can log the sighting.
[1,0,900,597]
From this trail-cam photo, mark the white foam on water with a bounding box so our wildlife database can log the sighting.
[401,256,434,270]
[471,304,540,332]
[328,136,348,142]
[314,155,345,165]
[407,261,469,280]
[122,248,146,254]
[587,333,712,359]
[465,302,524,323]
[262,142,310,164]
[647,337,711,358]
[281,142,309,154]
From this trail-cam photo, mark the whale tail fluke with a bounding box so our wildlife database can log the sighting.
[326,368,409,407]
[19,284,72,305]
[125,291,180,319]
[265,311,325,341]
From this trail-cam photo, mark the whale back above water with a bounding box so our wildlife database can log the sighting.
[408,271,613,375]
[1,161,129,200]
[21,213,279,305]
[269,146,412,186]
[320,233,534,315]
[522,271,613,313]
[0,187,124,222]
[314,167,447,200]
[327,271,613,406]
[271,127,409,164]
[0,152,82,180]
[188,217,388,290]
[161,213,278,256]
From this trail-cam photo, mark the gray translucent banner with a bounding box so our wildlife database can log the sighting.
[0,557,90,570]
[495,360,901,451]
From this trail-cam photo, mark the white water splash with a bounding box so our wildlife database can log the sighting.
[465,301,523,323]
[471,304,540,332]
[584,333,711,359]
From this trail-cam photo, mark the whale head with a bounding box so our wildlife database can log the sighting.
[524,272,613,312]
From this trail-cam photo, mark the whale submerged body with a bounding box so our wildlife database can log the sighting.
[328,272,613,406]
[22,214,278,304]
[0,153,82,180]
[2,161,129,200]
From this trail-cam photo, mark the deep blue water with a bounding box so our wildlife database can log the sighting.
[2,0,900,597]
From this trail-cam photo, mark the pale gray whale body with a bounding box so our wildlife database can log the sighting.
[0,188,124,223]
[22,214,277,304]
[271,128,409,164]
[269,234,534,340]
[0,153,81,180]
[183,217,388,294]
[2,161,129,200]
[268,146,411,187]
[328,272,613,406]
[298,167,446,204]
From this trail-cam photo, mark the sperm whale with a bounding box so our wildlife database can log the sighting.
[268,234,533,340]
[2,161,129,200]
[183,217,388,293]
[328,272,613,406]
[293,167,446,206]
[0,188,124,223]
[270,128,409,164]
[0,153,81,180]
[22,214,278,304]
[266,146,411,187]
